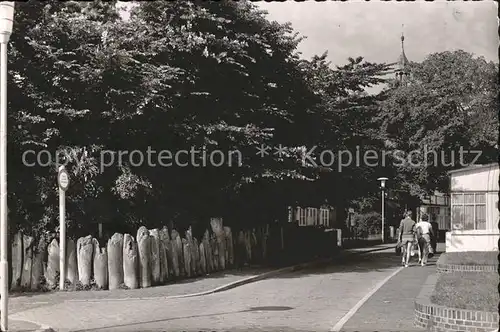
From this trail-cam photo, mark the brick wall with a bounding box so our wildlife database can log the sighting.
[436,263,497,273]
[415,274,499,332]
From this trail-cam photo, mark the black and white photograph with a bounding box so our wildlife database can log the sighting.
[0,1,498,331]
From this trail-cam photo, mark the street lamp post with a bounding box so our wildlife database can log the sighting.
[377,177,388,243]
[0,2,14,330]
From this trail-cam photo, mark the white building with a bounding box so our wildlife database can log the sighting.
[446,163,499,252]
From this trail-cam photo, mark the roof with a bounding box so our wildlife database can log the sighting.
[396,34,410,72]
[397,52,409,70]
[447,162,499,175]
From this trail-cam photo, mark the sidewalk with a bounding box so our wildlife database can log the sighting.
[339,243,445,332]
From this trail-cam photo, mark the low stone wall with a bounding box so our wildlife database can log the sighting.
[436,262,497,273]
[414,274,499,332]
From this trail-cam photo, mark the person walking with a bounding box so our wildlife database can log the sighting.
[429,217,439,256]
[415,213,434,266]
[398,210,416,267]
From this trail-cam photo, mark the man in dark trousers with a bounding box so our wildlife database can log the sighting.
[415,213,434,266]
[429,215,439,256]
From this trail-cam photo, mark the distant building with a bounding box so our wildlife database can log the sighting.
[445,163,499,252]
[288,205,336,228]
[418,192,450,231]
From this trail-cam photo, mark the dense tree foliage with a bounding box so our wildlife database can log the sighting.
[377,50,498,197]
[7,1,390,237]
[6,2,496,238]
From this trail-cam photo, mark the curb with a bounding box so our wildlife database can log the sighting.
[436,262,497,273]
[67,244,395,303]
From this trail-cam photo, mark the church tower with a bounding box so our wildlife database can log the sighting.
[395,31,410,85]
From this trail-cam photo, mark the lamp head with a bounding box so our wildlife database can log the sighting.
[377,177,388,188]
[0,2,14,43]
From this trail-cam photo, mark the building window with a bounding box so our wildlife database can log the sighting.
[296,207,307,226]
[320,208,329,227]
[306,207,318,226]
[451,193,486,230]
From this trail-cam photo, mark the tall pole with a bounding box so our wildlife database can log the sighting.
[377,177,388,245]
[0,4,15,329]
[381,189,385,243]
[58,166,69,291]
[59,180,66,290]
[0,38,8,332]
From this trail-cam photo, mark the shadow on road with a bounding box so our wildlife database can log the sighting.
[275,250,440,279]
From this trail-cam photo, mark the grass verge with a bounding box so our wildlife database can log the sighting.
[430,271,498,312]
[437,251,497,266]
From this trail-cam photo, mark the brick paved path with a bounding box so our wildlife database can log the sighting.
[340,243,445,332]
[10,246,399,331]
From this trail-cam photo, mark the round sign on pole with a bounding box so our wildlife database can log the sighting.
[58,168,70,191]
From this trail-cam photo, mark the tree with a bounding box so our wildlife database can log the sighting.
[6,1,319,235]
[377,50,498,196]
[8,1,399,237]
[9,0,140,236]
[293,53,393,208]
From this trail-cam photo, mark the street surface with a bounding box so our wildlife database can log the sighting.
[9,267,278,315]
[9,245,440,332]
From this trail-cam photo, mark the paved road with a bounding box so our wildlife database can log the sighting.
[10,247,417,332]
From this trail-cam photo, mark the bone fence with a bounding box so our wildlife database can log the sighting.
[9,218,339,291]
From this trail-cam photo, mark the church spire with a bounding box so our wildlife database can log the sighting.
[395,25,410,85]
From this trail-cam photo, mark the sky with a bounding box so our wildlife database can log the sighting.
[117,1,497,67]
[256,0,498,67]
